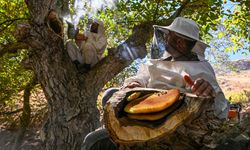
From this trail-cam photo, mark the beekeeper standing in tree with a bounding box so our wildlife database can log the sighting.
[80,19,107,71]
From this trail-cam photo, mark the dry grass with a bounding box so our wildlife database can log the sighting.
[217,70,250,102]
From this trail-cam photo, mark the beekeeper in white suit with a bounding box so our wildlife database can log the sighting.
[124,17,228,119]
[80,19,107,71]
[82,17,229,150]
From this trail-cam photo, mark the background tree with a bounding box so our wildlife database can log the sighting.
[0,0,31,103]
[0,0,249,149]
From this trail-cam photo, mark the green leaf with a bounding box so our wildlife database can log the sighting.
[218,32,225,38]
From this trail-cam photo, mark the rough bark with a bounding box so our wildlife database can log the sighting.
[13,0,189,149]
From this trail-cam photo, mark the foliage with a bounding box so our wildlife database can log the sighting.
[0,0,31,104]
[0,50,33,104]
[221,0,250,53]
[204,0,249,73]
[0,0,29,43]
[182,0,223,42]
[227,90,250,104]
[206,24,239,73]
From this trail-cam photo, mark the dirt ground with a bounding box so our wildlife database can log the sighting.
[0,128,43,150]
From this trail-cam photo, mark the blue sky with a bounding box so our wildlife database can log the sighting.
[228,51,250,61]
[223,1,249,61]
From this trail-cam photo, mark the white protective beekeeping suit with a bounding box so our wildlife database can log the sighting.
[124,17,229,119]
[66,40,83,64]
[80,19,107,67]
[124,60,228,119]
[66,21,83,64]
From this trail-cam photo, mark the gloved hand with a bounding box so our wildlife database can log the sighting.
[67,21,79,39]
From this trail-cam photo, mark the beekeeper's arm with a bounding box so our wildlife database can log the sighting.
[185,62,228,118]
[123,64,150,88]
[92,35,107,52]
[192,77,228,118]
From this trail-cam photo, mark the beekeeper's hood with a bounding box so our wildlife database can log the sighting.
[152,17,209,61]
[93,18,105,35]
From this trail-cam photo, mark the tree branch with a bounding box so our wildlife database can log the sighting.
[158,0,190,25]
[0,42,28,58]
[0,18,28,33]
[0,18,28,26]
[171,0,190,18]
[153,0,161,22]
[0,108,23,116]
[86,53,129,92]
[87,1,190,90]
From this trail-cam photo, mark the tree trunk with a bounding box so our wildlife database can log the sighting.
[13,76,37,150]
[14,0,188,149]
[18,1,146,149]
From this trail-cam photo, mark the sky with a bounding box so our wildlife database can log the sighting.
[223,1,250,61]
[228,50,250,61]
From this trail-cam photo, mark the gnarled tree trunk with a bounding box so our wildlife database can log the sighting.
[15,0,188,149]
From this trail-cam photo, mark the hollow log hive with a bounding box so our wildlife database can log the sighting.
[104,88,211,144]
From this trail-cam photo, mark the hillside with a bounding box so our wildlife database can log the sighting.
[217,70,250,96]
[216,58,250,97]
[232,58,250,70]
